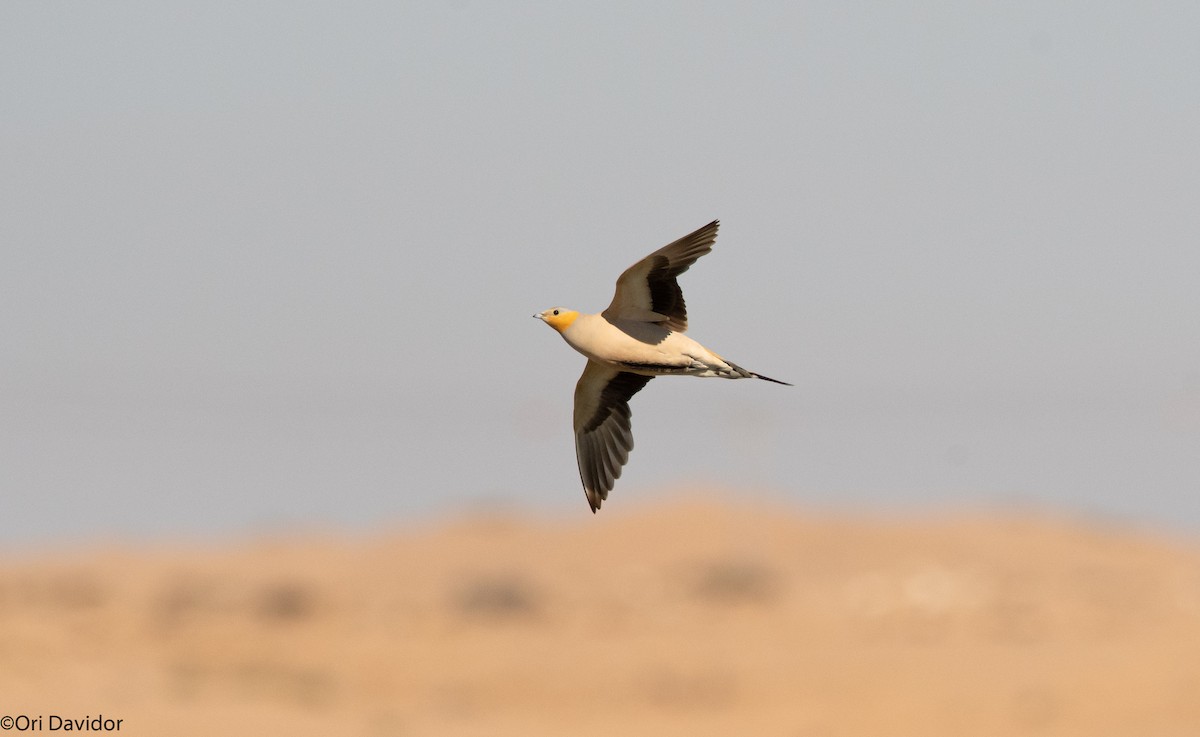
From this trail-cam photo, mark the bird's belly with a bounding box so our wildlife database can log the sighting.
[564,321,719,375]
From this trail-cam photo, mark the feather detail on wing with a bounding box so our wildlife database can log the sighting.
[573,360,654,512]
[602,220,719,332]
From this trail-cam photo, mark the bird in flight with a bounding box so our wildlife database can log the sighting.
[533,220,790,512]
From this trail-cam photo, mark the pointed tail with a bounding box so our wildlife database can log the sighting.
[751,372,792,386]
[720,355,792,386]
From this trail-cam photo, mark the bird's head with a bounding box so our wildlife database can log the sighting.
[532,307,580,333]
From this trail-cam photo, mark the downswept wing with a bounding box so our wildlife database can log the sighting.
[573,360,654,512]
[602,220,719,332]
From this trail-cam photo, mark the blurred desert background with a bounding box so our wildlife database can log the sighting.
[5,4,1200,736]
[4,495,1200,736]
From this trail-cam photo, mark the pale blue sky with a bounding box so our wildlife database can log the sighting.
[2,2,1198,546]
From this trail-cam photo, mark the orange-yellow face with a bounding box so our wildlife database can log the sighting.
[533,307,580,333]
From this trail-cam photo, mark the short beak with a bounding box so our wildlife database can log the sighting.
[531,313,541,319]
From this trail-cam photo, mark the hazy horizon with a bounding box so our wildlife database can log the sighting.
[3,3,1198,547]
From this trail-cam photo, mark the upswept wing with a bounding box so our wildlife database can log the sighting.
[602,220,719,332]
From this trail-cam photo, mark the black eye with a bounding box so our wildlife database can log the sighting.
[553,309,560,315]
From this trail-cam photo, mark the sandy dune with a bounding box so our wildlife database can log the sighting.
[2,495,1199,736]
